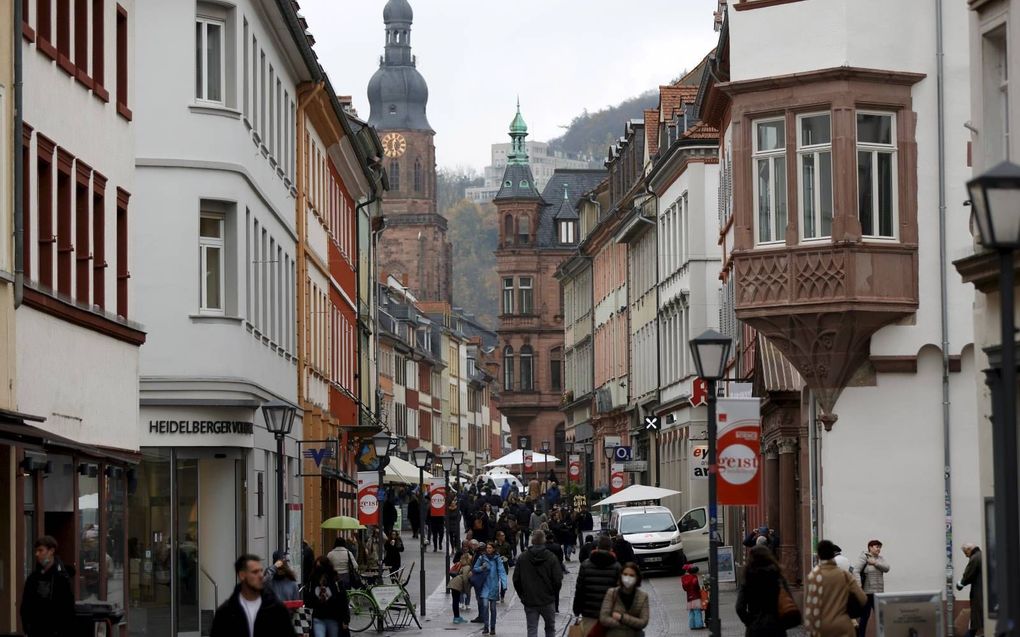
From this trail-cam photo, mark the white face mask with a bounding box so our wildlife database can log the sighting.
[621,575,637,589]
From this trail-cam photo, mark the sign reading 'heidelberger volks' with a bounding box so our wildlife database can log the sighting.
[148,420,254,435]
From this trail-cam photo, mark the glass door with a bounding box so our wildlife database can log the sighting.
[175,459,200,636]
[127,449,172,637]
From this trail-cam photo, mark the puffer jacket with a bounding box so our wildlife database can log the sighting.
[854,551,890,593]
[572,550,622,618]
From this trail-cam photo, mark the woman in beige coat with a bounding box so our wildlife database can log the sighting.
[599,563,650,637]
[804,540,867,637]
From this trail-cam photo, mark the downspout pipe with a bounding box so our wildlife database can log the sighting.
[355,194,381,428]
[934,0,956,629]
[14,0,24,307]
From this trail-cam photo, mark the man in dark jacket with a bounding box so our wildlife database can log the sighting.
[210,554,293,637]
[514,499,533,551]
[513,531,563,637]
[576,506,594,546]
[572,537,622,636]
[382,492,398,535]
[957,544,983,637]
[578,535,596,565]
[20,536,75,637]
[408,491,421,539]
[609,529,635,565]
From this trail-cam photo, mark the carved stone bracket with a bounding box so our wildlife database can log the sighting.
[764,442,779,460]
[777,437,798,455]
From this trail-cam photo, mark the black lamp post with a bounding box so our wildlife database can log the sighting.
[411,446,433,615]
[440,453,454,589]
[968,160,1020,633]
[583,441,594,502]
[603,443,615,493]
[262,400,296,557]
[541,440,550,482]
[689,328,731,637]
[372,430,393,577]
[565,441,576,506]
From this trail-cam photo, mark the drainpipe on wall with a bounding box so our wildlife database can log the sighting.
[808,390,821,567]
[933,0,956,629]
[14,0,24,308]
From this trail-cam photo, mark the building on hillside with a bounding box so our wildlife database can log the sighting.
[718,0,978,595]
[296,79,385,553]
[466,140,596,203]
[369,0,452,303]
[12,1,145,630]
[955,3,1017,631]
[494,102,605,483]
[641,78,723,522]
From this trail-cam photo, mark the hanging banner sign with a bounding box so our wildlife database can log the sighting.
[357,471,380,526]
[610,463,626,494]
[690,444,708,480]
[568,455,581,479]
[428,477,446,517]
[523,450,534,471]
[716,398,762,505]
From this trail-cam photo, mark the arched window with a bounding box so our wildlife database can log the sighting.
[504,215,514,245]
[520,345,534,391]
[550,347,563,392]
[389,160,400,191]
[414,158,423,192]
[518,215,531,245]
[503,345,515,391]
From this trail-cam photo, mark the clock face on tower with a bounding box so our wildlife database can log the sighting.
[382,132,407,158]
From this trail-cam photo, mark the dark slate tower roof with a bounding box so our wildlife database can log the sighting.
[536,169,607,247]
[494,102,542,202]
[368,0,432,131]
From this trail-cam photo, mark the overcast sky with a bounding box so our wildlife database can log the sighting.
[298,0,721,170]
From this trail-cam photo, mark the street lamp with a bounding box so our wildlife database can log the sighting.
[262,400,296,558]
[690,328,731,637]
[583,441,594,502]
[439,453,454,589]
[968,160,1020,630]
[411,446,433,615]
[565,442,576,506]
[372,430,393,577]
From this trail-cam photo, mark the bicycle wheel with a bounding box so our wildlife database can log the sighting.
[348,590,378,633]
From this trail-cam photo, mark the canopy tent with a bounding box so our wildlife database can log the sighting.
[383,455,435,484]
[591,484,681,507]
[484,449,559,468]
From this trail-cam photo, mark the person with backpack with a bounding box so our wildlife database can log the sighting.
[513,530,563,637]
[804,540,867,637]
[303,556,350,637]
[448,552,474,624]
[572,535,621,636]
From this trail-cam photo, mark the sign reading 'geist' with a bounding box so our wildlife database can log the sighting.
[429,478,446,517]
[148,420,254,435]
[715,398,762,505]
[357,472,380,526]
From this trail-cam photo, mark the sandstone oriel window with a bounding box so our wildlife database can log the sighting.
[753,118,787,245]
[856,112,897,239]
[798,113,833,239]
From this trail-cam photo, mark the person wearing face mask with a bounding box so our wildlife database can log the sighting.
[20,536,75,637]
[598,562,650,637]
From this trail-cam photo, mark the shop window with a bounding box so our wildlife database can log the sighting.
[79,464,100,601]
[42,455,75,570]
[753,118,787,245]
[856,112,897,239]
[105,468,126,612]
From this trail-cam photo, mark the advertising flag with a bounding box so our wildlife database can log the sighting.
[568,454,581,479]
[357,471,380,526]
[610,463,626,494]
[716,397,762,505]
[428,477,446,517]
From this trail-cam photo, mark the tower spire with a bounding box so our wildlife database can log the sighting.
[508,100,529,166]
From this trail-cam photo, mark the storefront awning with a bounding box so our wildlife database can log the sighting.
[757,336,804,393]
[0,418,141,464]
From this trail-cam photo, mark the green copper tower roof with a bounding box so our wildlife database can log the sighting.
[507,99,530,166]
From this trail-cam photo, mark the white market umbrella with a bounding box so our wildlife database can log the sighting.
[383,455,434,485]
[484,449,559,468]
[592,484,681,507]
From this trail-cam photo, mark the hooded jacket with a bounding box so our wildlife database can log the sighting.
[572,550,622,618]
[473,553,507,601]
[20,558,75,637]
[209,584,293,637]
[512,545,563,607]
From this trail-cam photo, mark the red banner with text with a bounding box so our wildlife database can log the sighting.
[610,464,625,494]
[357,471,380,526]
[716,398,762,506]
[428,477,446,517]
[568,455,581,480]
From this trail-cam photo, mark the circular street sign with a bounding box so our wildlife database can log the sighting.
[718,444,759,485]
[611,474,624,490]
[430,493,446,510]
[569,463,580,478]
[359,494,379,515]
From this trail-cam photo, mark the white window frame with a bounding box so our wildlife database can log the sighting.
[752,117,788,246]
[518,276,533,315]
[195,16,226,105]
[855,111,899,240]
[199,215,225,314]
[797,112,834,241]
[502,277,514,315]
[559,220,575,244]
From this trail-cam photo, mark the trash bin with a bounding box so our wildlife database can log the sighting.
[74,601,125,637]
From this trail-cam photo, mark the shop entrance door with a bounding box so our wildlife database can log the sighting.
[175,458,200,636]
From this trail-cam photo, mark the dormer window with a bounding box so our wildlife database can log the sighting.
[519,180,529,188]
[559,221,576,244]
[504,180,512,188]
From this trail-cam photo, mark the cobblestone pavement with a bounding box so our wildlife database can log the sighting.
[385,550,805,637]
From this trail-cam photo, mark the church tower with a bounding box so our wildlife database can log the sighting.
[368,0,451,302]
